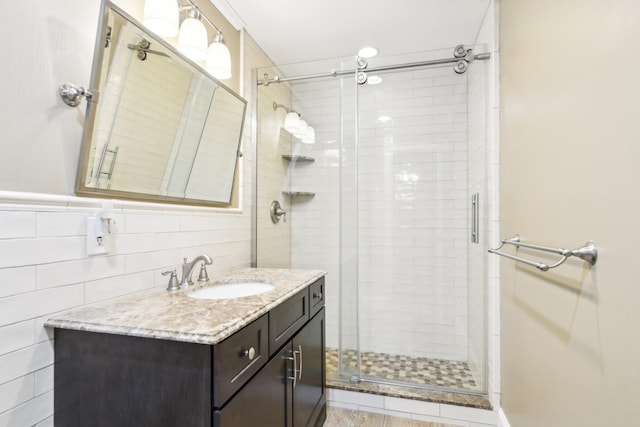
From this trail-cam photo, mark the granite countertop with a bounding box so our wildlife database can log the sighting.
[45,268,325,345]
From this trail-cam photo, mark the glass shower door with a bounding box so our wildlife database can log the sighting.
[348,49,487,394]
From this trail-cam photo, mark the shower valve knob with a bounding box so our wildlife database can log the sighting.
[270,200,287,223]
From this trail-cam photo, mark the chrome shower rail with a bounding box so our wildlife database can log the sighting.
[488,235,598,272]
[258,45,491,86]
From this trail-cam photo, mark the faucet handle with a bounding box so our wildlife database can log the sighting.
[161,269,180,292]
[197,263,209,282]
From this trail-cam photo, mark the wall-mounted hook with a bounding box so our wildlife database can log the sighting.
[59,83,97,107]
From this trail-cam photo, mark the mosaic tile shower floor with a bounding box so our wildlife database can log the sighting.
[326,348,492,410]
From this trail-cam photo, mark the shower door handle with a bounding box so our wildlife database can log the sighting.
[471,193,479,244]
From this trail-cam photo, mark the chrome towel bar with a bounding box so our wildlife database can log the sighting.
[488,235,597,271]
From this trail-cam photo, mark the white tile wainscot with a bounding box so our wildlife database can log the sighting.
[0,190,253,426]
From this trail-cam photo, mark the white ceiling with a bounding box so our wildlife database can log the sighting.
[211,0,491,65]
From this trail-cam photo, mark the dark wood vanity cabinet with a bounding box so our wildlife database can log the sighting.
[53,277,326,427]
[292,308,326,427]
[215,308,325,427]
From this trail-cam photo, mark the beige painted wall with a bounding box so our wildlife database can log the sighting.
[499,0,640,425]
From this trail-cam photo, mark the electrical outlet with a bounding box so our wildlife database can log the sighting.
[86,216,109,256]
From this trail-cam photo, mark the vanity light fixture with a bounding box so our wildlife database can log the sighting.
[143,0,179,37]
[284,112,301,134]
[302,126,315,144]
[144,0,232,79]
[206,32,232,80]
[273,102,315,144]
[294,119,308,140]
[178,7,208,61]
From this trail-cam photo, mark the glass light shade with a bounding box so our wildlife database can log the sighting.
[358,46,379,58]
[206,42,232,80]
[294,119,308,139]
[284,112,300,133]
[143,0,179,37]
[178,18,208,61]
[302,126,315,144]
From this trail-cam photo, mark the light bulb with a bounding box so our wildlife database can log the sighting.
[302,126,315,144]
[294,119,308,139]
[143,0,179,37]
[284,112,300,134]
[357,46,378,58]
[178,17,208,61]
[206,41,232,80]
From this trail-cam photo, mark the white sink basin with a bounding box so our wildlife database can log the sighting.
[188,282,275,300]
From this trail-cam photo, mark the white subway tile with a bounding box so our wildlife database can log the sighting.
[124,249,180,274]
[34,316,54,344]
[0,390,53,427]
[0,341,53,384]
[35,212,86,237]
[35,416,54,427]
[36,255,125,289]
[0,237,84,268]
[0,266,36,298]
[0,212,35,239]
[0,320,34,355]
[0,284,84,327]
[327,389,384,408]
[124,214,181,233]
[85,271,155,304]
[34,365,54,396]
[0,374,34,414]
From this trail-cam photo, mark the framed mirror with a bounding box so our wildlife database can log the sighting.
[76,1,246,207]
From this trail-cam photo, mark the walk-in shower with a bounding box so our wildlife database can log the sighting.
[255,45,490,398]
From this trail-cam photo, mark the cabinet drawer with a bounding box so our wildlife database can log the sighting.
[269,288,309,356]
[213,344,291,427]
[213,314,268,407]
[309,277,325,317]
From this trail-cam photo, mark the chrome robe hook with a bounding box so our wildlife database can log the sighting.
[59,83,97,107]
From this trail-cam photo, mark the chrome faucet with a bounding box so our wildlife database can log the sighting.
[180,254,213,288]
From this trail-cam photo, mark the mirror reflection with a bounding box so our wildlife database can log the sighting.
[77,2,246,206]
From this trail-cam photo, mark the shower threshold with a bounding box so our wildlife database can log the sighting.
[325,348,492,410]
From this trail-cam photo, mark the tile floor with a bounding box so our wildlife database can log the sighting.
[324,406,457,427]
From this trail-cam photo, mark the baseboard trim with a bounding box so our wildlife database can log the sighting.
[498,408,511,427]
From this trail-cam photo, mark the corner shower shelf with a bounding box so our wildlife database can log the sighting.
[282,191,315,198]
[282,154,315,163]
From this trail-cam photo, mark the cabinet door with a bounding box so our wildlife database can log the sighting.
[214,344,293,427]
[292,308,326,427]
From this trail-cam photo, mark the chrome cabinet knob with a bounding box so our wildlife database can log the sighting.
[242,347,256,360]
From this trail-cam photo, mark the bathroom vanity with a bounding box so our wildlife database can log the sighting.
[46,268,326,427]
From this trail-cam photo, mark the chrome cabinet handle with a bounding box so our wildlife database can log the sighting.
[242,347,256,360]
[286,350,299,387]
[297,345,303,380]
